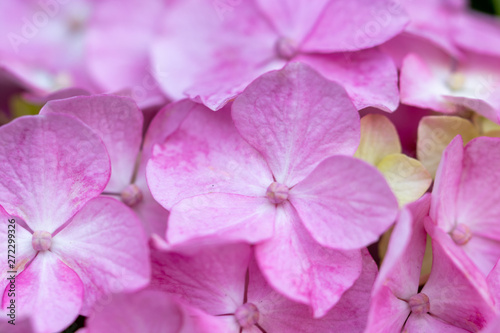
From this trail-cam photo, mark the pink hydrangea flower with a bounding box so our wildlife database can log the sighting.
[366,194,496,332]
[429,136,500,275]
[150,0,408,111]
[0,114,150,332]
[150,242,377,332]
[83,290,228,333]
[39,94,169,236]
[147,63,399,315]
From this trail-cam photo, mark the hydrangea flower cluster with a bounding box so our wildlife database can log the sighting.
[1,0,500,332]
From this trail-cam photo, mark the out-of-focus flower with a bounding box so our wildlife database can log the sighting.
[147,63,398,316]
[400,43,500,124]
[150,0,408,111]
[0,0,168,108]
[0,114,150,332]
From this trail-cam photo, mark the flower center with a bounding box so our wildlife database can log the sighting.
[275,37,298,60]
[32,231,52,251]
[234,303,259,328]
[447,72,466,91]
[450,223,472,245]
[408,293,430,315]
[266,182,289,204]
[121,184,143,207]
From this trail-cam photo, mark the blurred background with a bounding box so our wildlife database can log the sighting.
[471,0,499,14]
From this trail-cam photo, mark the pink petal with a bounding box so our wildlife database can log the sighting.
[462,236,500,276]
[290,155,398,250]
[147,103,273,210]
[136,99,195,236]
[401,0,464,58]
[255,0,330,43]
[374,195,431,299]
[150,0,281,110]
[250,249,377,332]
[403,313,470,332]
[132,175,170,237]
[232,62,359,185]
[453,11,500,58]
[141,99,194,166]
[85,290,235,333]
[296,49,399,112]
[167,193,275,245]
[0,315,32,333]
[488,259,500,312]
[365,286,410,333]
[301,0,409,52]
[255,202,363,317]
[0,114,110,232]
[430,136,464,232]
[365,195,430,332]
[0,209,36,293]
[86,0,167,106]
[2,251,83,333]
[423,220,496,332]
[40,95,143,193]
[400,49,500,123]
[150,243,251,315]
[50,197,150,315]
[456,137,500,239]
[481,315,500,333]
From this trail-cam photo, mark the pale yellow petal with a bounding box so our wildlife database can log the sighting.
[417,116,478,178]
[473,113,500,135]
[485,130,500,137]
[377,154,432,207]
[355,114,401,166]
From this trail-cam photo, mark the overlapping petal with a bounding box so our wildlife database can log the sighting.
[41,95,143,193]
[147,103,273,210]
[255,202,363,317]
[290,155,398,249]
[50,197,150,315]
[232,62,359,185]
[2,251,83,333]
[0,114,110,232]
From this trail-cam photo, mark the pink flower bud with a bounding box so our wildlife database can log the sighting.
[275,37,298,60]
[121,184,143,207]
[408,293,430,315]
[32,231,52,251]
[234,303,259,328]
[450,223,472,245]
[266,182,289,204]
